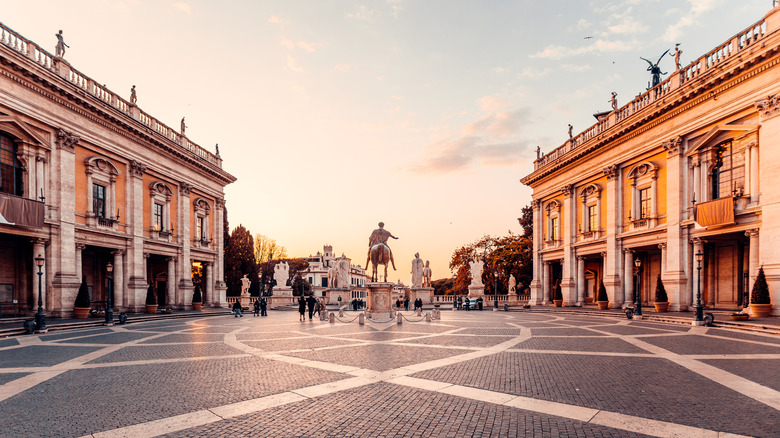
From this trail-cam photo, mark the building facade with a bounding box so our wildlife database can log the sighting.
[521,7,780,315]
[301,245,369,303]
[0,23,235,316]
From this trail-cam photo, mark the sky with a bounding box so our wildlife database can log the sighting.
[3,0,773,283]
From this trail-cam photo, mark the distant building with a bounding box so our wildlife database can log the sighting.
[0,23,235,316]
[522,7,780,315]
[301,245,369,303]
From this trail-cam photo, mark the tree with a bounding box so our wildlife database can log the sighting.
[291,275,312,296]
[751,266,771,304]
[254,234,288,263]
[224,225,259,296]
[432,277,455,295]
[449,231,533,296]
[518,203,533,237]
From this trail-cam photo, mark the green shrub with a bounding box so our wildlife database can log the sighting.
[146,284,157,305]
[654,275,668,302]
[192,285,202,302]
[74,278,91,308]
[598,280,608,302]
[751,267,771,305]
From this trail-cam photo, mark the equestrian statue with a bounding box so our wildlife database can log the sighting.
[367,222,398,282]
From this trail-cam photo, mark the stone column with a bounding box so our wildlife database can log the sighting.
[214,197,227,305]
[561,185,575,305]
[623,248,633,306]
[602,165,622,307]
[749,142,759,205]
[692,161,701,203]
[75,243,86,282]
[744,146,752,199]
[658,243,667,278]
[32,239,47,311]
[112,250,125,309]
[167,257,176,307]
[51,130,80,317]
[541,261,550,303]
[663,137,689,311]
[178,183,193,306]
[576,255,585,306]
[205,262,214,307]
[746,229,759,304]
[126,161,148,311]
[529,199,542,305]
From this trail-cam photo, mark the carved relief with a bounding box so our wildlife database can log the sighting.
[602,164,618,180]
[129,160,147,177]
[755,94,780,120]
[560,184,574,197]
[215,197,226,208]
[180,182,193,195]
[56,129,79,151]
[662,136,683,157]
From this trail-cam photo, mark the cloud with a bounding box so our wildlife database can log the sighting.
[519,67,553,80]
[347,6,374,21]
[297,40,316,52]
[280,39,295,49]
[268,16,290,24]
[334,64,351,72]
[663,0,722,42]
[409,98,534,173]
[530,38,639,60]
[388,0,404,18]
[287,55,304,72]
[172,2,192,15]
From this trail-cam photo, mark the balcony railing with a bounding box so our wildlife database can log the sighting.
[0,22,222,169]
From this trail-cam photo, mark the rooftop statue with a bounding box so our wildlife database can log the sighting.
[181,117,187,136]
[54,30,69,57]
[610,92,618,112]
[130,85,137,104]
[672,43,683,70]
[367,222,398,282]
[642,49,670,89]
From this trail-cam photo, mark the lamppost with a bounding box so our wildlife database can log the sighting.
[34,254,47,332]
[634,257,642,316]
[695,250,704,323]
[493,271,499,310]
[105,262,114,326]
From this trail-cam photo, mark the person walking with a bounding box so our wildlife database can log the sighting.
[260,297,267,316]
[253,299,260,317]
[298,296,306,321]
[404,297,410,311]
[396,298,401,310]
[306,294,316,320]
[314,299,322,318]
[232,301,243,318]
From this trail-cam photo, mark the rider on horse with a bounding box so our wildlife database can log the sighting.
[367,222,398,270]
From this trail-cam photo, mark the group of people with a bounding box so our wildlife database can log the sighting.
[231,298,268,317]
[395,297,424,311]
[453,296,483,310]
[298,295,324,321]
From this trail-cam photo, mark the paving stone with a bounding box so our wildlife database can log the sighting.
[703,358,780,392]
[640,334,780,355]
[243,337,362,352]
[40,327,113,341]
[0,372,29,385]
[706,328,780,345]
[511,337,646,353]
[141,333,227,344]
[530,327,609,337]
[591,325,679,336]
[0,338,19,348]
[87,343,248,364]
[57,331,158,344]
[286,344,467,371]
[403,335,516,348]
[0,345,101,368]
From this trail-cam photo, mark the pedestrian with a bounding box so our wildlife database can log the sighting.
[314,299,322,317]
[260,297,267,316]
[298,296,306,321]
[396,298,401,309]
[306,294,316,320]
[457,297,463,310]
[253,299,260,317]
[416,298,422,310]
[232,301,243,318]
[404,297,410,311]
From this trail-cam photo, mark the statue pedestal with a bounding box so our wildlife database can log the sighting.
[274,286,293,297]
[468,285,485,299]
[367,282,393,318]
[412,287,434,304]
[326,288,350,306]
[239,294,251,307]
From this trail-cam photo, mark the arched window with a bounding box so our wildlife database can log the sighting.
[545,200,561,243]
[0,133,23,196]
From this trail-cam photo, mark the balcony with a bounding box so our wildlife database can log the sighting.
[0,192,44,228]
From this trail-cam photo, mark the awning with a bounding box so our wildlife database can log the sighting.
[695,197,734,228]
[0,192,44,228]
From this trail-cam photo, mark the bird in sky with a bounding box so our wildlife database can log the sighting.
[584,36,593,39]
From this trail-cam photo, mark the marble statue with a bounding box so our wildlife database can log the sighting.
[337,256,351,288]
[327,264,338,288]
[273,261,289,287]
[411,252,424,287]
[367,222,398,282]
[508,274,516,294]
[536,146,541,160]
[215,143,220,156]
[422,260,432,287]
[672,43,683,70]
[240,274,251,296]
[181,117,187,136]
[642,49,669,89]
[130,85,137,104]
[568,124,573,140]
[610,92,617,112]
[54,30,68,57]
[469,260,484,287]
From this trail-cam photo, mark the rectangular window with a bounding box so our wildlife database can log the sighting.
[322,278,328,287]
[196,216,204,240]
[153,203,163,231]
[639,188,650,219]
[587,205,597,232]
[550,217,559,241]
[0,135,22,196]
[93,184,106,218]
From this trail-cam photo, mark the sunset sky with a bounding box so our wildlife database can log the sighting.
[3,0,771,282]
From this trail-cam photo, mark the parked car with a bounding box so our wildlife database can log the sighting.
[464,299,479,310]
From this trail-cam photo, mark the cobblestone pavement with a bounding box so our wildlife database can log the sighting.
[0,310,778,437]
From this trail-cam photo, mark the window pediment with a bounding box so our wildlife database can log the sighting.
[0,116,48,149]
[627,162,657,180]
[687,124,757,156]
[84,156,120,176]
[578,183,601,198]
[149,181,173,198]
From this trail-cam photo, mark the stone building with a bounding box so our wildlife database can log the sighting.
[521,7,780,315]
[0,23,235,316]
[301,245,368,304]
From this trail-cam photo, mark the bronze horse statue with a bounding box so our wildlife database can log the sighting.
[368,243,395,282]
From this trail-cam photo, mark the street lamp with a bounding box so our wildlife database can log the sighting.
[493,271,499,310]
[634,257,642,316]
[34,255,46,332]
[105,262,114,325]
[695,250,704,322]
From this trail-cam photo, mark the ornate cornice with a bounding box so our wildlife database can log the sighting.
[755,94,780,121]
[602,164,618,180]
[129,160,147,177]
[180,182,194,195]
[662,136,683,157]
[56,129,79,152]
[561,184,574,198]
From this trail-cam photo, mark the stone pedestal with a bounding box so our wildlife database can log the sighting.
[468,285,485,299]
[326,288,350,306]
[412,287,434,304]
[239,294,251,308]
[274,286,293,297]
[367,282,393,318]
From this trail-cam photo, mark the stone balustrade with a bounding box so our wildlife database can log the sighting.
[533,14,769,172]
[0,22,222,169]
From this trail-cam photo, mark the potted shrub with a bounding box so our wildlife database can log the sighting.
[73,278,91,319]
[192,285,203,311]
[145,284,158,314]
[553,281,563,307]
[653,275,669,313]
[749,266,772,317]
[597,280,609,310]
